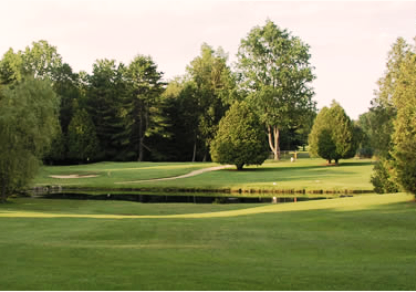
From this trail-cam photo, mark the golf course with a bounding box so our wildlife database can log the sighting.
[1,157,416,290]
[33,155,375,194]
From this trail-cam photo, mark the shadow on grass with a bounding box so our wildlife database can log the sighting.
[338,161,375,167]
[221,165,336,172]
[221,160,374,173]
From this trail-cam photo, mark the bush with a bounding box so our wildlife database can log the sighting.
[371,159,399,194]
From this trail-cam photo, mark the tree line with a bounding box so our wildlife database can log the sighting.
[0,20,317,166]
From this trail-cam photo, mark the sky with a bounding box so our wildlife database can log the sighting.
[1,0,415,120]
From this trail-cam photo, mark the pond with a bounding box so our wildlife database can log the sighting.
[28,188,332,204]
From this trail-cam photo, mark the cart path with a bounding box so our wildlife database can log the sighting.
[114,164,233,185]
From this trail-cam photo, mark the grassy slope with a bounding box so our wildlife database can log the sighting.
[0,194,415,290]
[34,158,375,192]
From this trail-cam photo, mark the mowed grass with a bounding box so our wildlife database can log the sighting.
[0,194,416,290]
[35,161,216,188]
[34,157,375,192]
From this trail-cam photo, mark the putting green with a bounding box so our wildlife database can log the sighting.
[0,193,411,219]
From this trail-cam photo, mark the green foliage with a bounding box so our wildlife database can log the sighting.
[0,77,60,202]
[355,113,374,158]
[391,50,416,195]
[371,158,399,194]
[123,55,166,161]
[187,43,233,160]
[67,109,99,163]
[210,101,269,170]
[160,79,201,161]
[237,20,316,160]
[368,38,409,158]
[309,101,358,164]
[85,59,127,160]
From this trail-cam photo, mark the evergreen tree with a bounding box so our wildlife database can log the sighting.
[86,59,126,160]
[210,101,269,170]
[123,55,165,161]
[309,101,358,164]
[369,37,410,193]
[391,49,416,196]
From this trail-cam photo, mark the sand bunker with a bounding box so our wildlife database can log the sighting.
[49,174,98,179]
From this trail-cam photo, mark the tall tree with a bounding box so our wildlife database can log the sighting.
[237,20,316,160]
[369,38,410,193]
[123,55,165,161]
[391,46,416,196]
[0,77,60,202]
[86,59,126,160]
[161,77,200,161]
[368,37,410,158]
[187,43,234,161]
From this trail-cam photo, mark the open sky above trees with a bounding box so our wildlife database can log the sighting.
[1,0,415,120]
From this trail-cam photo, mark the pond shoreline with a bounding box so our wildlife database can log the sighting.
[29,185,375,197]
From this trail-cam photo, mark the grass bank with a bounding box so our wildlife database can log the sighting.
[33,158,375,194]
[0,194,415,290]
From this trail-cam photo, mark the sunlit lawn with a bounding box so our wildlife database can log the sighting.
[34,157,375,192]
[0,194,415,290]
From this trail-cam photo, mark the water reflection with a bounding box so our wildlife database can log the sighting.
[29,189,329,204]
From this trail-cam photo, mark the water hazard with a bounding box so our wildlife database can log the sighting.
[29,189,331,204]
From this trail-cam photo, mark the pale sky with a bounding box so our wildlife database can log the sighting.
[1,0,415,119]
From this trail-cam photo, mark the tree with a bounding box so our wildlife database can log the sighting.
[0,77,60,202]
[391,48,416,196]
[187,43,234,161]
[123,55,165,161]
[161,77,200,161]
[237,20,316,160]
[368,37,410,158]
[86,59,127,160]
[210,101,269,170]
[309,101,358,164]
[368,37,410,193]
[67,108,99,163]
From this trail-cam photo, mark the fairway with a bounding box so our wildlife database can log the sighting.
[33,158,375,193]
[1,194,415,290]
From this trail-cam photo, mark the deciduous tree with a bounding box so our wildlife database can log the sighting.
[237,20,315,160]
[0,77,60,202]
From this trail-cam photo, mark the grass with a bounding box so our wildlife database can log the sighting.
[33,157,375,193]
[0,194,415,290]
[34,161,216,188]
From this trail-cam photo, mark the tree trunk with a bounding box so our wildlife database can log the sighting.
[191,140,197,162]
[268,125,280,160]
[236,164,244,171]
[1,178,7,204]
[138,112,144,162]
[327,159,332,165]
